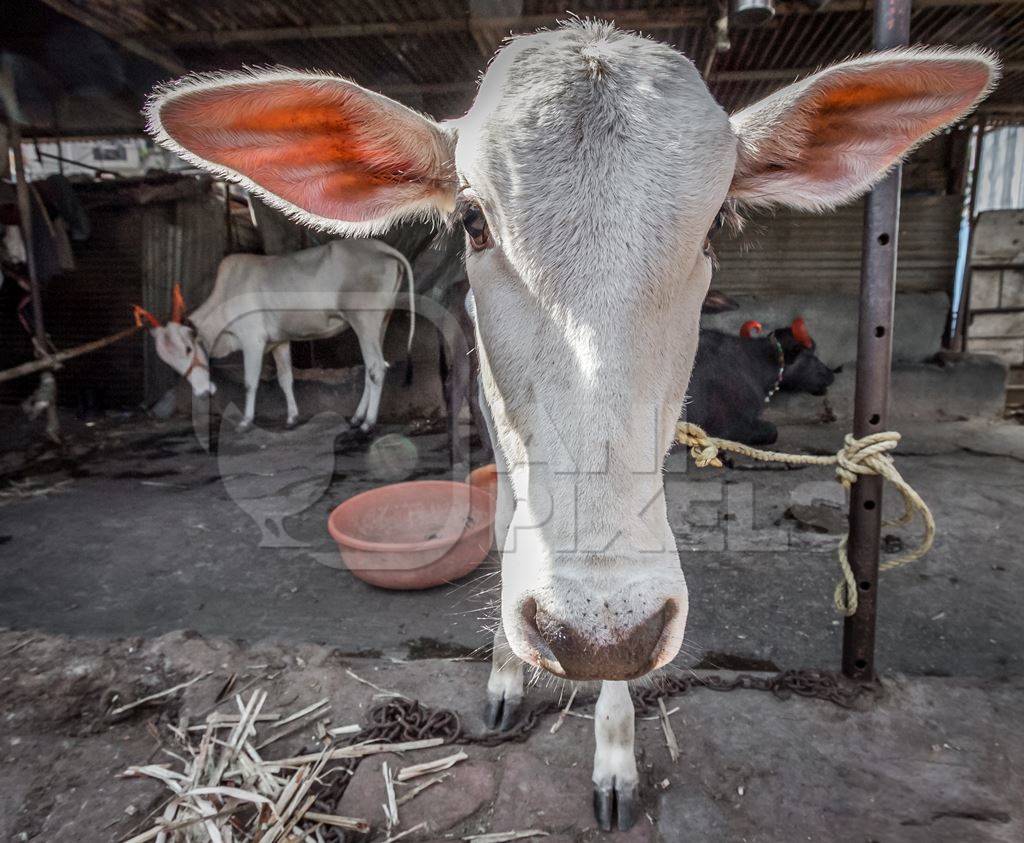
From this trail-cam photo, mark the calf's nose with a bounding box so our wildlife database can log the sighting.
[519,598,680,681]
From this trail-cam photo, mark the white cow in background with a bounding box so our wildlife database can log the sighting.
[135,239,414,431]
[146,21,996,830]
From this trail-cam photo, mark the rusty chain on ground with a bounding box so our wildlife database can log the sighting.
[310,667,874,829]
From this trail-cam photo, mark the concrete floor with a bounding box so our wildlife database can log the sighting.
[2,409,1023,841]
[1,411,1022,679]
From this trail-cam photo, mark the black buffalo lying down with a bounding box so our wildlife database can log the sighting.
[686,296,835,446]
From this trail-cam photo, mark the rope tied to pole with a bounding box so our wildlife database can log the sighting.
[676,422,936,616]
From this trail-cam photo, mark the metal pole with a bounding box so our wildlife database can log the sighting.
[841,0,911,681]
[949,121,987,352]
[9,120,47,347]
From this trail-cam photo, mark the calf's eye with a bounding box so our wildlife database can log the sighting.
[710,209,726,235]
[462,202,491,251]
[703,208,728,257]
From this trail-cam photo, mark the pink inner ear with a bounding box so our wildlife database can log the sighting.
[159,78,451,223]
[731,52,996,209]
[800,62,991,184]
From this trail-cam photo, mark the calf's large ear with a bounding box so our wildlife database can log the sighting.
[728,48,998,211]
[146,71,457,235]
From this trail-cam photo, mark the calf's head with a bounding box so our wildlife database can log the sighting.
[134,286,213,397]
[147,22,995,680]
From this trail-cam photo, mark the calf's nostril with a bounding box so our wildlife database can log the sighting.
[518,597,566,677]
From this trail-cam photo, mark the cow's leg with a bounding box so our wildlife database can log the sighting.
[446,325,472,472]
[443,278,476,471]
[485,624,524,730]
[349,311,389,433]
[271,342,299,428]
[592,680,638,832]
[351,366,372,430]
[468,349,492,461]
[238,340,266,432]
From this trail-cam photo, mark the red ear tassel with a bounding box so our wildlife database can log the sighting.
[133,305,160,329]
[171,283,187,323]
[792,317,813,348]
[740,320,763,339]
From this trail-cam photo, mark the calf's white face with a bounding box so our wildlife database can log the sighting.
[146,22,996,681]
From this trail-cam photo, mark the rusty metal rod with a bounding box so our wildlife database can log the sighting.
[841,0,911,681]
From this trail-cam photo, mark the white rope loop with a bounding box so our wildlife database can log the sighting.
[676,423,935,616]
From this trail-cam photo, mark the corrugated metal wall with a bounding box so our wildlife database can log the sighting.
[713,194,962,295]
[976,126,1024,213]
[0,176,230,410]
[0,204,146,409]
[140,194,226,403]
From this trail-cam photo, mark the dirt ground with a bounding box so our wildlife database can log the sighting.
[1,407,1023,840]
[1,631,1020,842]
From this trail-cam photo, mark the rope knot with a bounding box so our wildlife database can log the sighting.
[676,423,723,468]
[833,431,901,490]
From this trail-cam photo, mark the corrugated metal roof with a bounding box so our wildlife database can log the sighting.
[30,0,1024,132]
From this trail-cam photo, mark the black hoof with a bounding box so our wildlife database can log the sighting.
[593,782,638,832]
[484,695,522,732]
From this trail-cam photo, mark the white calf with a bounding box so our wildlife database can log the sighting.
[145,22,996,829]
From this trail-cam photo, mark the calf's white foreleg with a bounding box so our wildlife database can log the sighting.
[271,342,299,427]
[238,339,266,431]
[593,680,638,832]
[485,624,525,730]
[476,360,525,731]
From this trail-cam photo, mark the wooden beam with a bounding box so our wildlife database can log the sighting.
[147,0,1023,48]
[0,326,141,385]
[38,0,186,75]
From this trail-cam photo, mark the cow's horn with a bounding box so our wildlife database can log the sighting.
[740,320,763,339]
[171,284,187,323]
[133,305,160,329]
[792,317,813,348]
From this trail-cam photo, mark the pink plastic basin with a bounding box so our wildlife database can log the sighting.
[467,463,498,519]
[327,480,494,590]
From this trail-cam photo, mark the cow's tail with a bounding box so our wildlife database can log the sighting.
[394,250,416,386]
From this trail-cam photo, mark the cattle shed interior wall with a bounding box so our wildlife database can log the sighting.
[0,128,968,413]
[713,194,961,296]
[0,177,232,411]
[0,204,146,410]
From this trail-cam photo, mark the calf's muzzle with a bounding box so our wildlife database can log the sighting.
[518,597,681,681]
